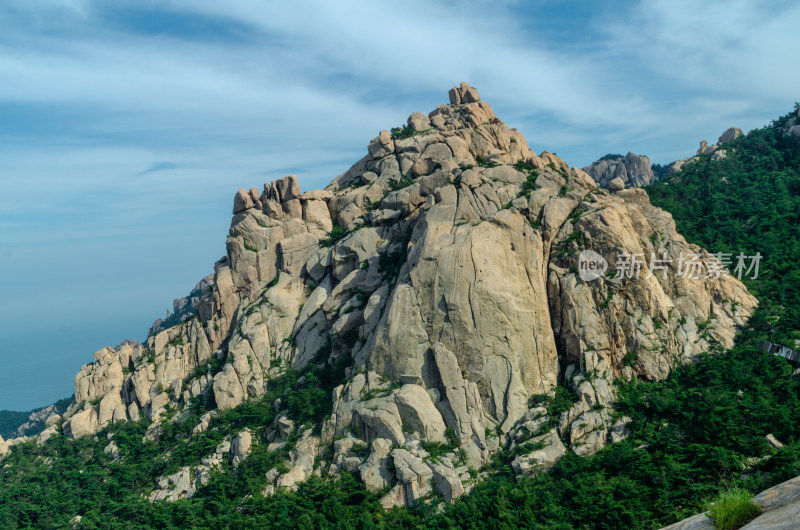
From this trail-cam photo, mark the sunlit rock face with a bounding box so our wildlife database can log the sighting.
[55,83,756,506]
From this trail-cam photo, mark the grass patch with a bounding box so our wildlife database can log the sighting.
[705,487,761,529]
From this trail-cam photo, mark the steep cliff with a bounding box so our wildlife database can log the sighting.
[8,83,757,506]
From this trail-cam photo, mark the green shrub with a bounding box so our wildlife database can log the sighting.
[390,124,415,139]
[528,393,547,407]
[705,487,761,529]
[445,427,459,447]
[622,350,637,367]
[514,159,539,193]
[475,156,499,168]
[388,175,414,191]
[546,386,578,418]
[421,441,452,460]
[379,237,409,282]
[320,224,347,247]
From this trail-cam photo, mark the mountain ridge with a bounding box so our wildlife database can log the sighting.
[0,83,759,513]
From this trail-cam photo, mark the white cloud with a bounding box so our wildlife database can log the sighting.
[605,0,800,104]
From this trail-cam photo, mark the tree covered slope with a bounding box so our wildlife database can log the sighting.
[646,106,800,347]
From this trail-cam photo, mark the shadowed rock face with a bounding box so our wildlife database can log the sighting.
[44,83,757,506]
[583,152,657,188]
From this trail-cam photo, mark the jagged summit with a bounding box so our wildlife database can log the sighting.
[585,127,748,190]
[2,83,758,507]
[583,152,656,189]
[326,81,569,195]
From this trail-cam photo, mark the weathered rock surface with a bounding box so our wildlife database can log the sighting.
[583,153,657,188]
[47,82,757,508]
[150,275,214,336]
[0,435,29,458]
[2,401,70,440]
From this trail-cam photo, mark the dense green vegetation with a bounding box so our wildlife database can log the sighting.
[647,106,800,347]
[0,396,72,439]
[650,162,670,182]
[0,410,31,439]
[1,346,797,528]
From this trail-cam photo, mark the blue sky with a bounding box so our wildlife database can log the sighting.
[1,0,799,411]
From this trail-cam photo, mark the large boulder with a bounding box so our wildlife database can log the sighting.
[583,153,656,188]
[273,175,302,202]
[718,127,743,145]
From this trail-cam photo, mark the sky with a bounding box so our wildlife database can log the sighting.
[1,0,799,411]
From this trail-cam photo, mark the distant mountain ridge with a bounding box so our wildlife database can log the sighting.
[582,152,656,188]
[584,126,759,190]
[0,396,72,439]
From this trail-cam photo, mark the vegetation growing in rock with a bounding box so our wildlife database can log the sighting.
[704,487,761,530]
[390,124,416,140]
[2,346,797,528]
[320,223,347,247]
[647,108,800,347]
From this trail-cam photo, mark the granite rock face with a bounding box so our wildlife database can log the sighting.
[42,83,757,506]
[583,152,657,188]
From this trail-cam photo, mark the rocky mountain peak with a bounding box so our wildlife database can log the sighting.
[717,126,743,145]
[448,81,482,104]
[4,83,758,508]
[696,126,743,156]
[583,152,656,188]
[664,126,746,175]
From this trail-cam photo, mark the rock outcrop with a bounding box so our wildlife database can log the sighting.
[780,107,800,138]
[583,152,657,188]
[41,83,756,507]
[668,126,744,174]
[149,274,214,336]
[1,400,71,440]
[148,431,252,502]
